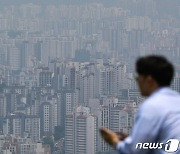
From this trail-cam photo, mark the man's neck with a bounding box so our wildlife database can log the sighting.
[148,86,160,96]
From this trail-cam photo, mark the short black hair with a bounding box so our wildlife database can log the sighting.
[136,55,174,87]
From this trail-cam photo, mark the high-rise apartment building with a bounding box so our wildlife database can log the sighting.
[65,106,97,154]
[25,115,40,142]
[0,94,6,118]
[38,70,53,87]
[40,102,52,136]
[8,47,20,71]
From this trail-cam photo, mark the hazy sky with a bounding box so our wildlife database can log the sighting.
[0,0,179,6]
[0,0,179,17]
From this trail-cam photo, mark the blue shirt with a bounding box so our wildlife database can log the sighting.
[117,87,180,154]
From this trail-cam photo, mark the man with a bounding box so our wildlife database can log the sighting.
[100,55,180,154]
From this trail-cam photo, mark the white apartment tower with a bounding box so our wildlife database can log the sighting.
[65,106,97,154]
[24,116,40,142]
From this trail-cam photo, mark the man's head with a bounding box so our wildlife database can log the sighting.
[136,55,174,96]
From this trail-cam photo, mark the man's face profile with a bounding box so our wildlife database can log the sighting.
[136,74,154,96]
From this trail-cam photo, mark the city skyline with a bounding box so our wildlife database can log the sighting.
[0,0,179,153]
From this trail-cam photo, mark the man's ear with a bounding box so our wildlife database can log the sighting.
[147,75,158,87]
[146,75,154,84]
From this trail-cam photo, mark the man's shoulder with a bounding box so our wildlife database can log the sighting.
[139,97,160,114]
[140,88,180,116]
[146,87,180,102]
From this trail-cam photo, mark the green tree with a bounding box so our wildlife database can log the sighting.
[53,126,65,141]
[42,137,54,152]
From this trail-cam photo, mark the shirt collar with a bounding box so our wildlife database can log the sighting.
[150,86,172,97]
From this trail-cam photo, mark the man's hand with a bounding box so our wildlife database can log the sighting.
[100,128,120,148]
[115,131,128,141]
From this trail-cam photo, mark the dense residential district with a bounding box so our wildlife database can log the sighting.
[0,1,180,153]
